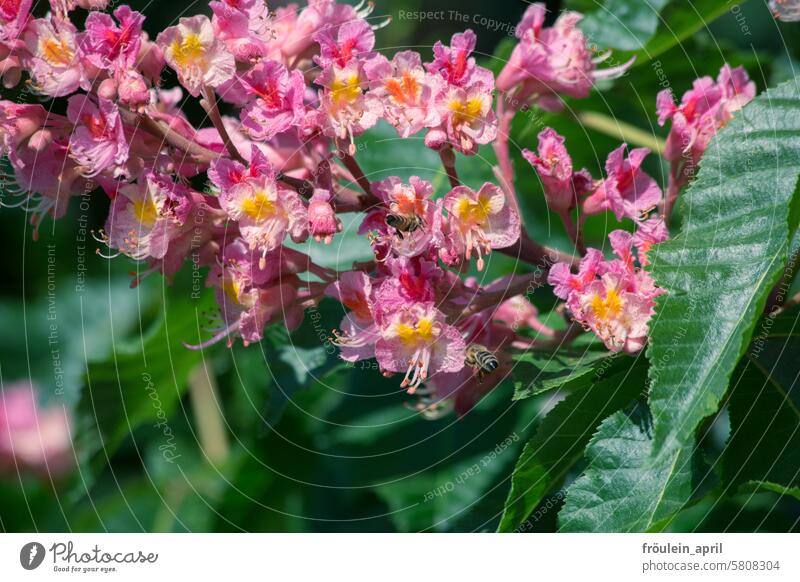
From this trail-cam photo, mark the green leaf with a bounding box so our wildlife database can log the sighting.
[353,120,442,185]
[511,349,618,400]
[722,334,800,492]
[579,0,670,51]
[285,213,374,271]
[743,481,800,501]
[648,77,800,456]
[620,0,734,67]
[77,288,216,463]
[558,407,695,532]
[497,360,646,532]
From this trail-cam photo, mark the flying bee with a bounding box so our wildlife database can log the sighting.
[385,212,425,239]
[465,344,499,380]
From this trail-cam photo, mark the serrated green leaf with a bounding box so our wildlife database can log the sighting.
[497,360,646,532]
[648,77,800,456]
[511,349,618,400]
[558,407,695,532]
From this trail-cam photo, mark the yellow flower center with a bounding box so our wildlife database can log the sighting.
[241,190,276,222]
[330,74,362,106]
[223,278,242,305]
[449,97,483,127]
[454,194,492,226]
[40,36,74,67]
[590,288,623,322]
[396,317,435,347]
[132,197,158,227]
[171,33,205,68]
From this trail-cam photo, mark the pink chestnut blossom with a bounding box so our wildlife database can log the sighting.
[208,143,273,191]
[497,3,634,111]
[493,295,556,337]
[308,189,341,244]
[0,41,24,88]
[157,15,235,96]
[313,18,375,69]
[116,70,150,111]
[522,127,594,213]
[135,33,165,83]
[549,248,605,300]
[0,0,32,44]
[214,154,308,264]
[657,64,755,203]
[6,139,86,222]
[313,60,383,146]
[549,230,664,353]
[583,144,662,221]
[78,5,144,72]
[426,82,497,155]
[67,95,129,177]
[426,30,493,88]
[327,271,379,362]
[51,0,109,15]
[210,0,271,62]
[281,0,363,61]
[23,17,87,97]
[239,60,306,141]
[364,50,443,138]
[105,173,194,261]
[444,183,521,271]
[375,304,466,393]
[373,257,441,322]
[204,240,307,347]
[633,216,669,266]
[0,382,73,476]
[1,102,87,222]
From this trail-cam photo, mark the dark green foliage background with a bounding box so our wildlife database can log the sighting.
[0,0,799,532]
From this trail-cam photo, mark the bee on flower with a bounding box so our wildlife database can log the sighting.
[443,183,520,271]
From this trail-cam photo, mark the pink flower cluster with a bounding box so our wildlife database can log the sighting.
[549,230,665,353]
[0,1,757,413]
[657,64,756,212]
[496,3,635,111]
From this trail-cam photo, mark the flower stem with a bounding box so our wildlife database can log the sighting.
[119,107,222,163]
[336,140,374,197]
[497,233,580,270]
[201,85,246,165]
[439,146,460,188]
[558,208,586,255]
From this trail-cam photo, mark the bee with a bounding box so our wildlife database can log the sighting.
[465,344,499,379]
[385,213,424,239]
